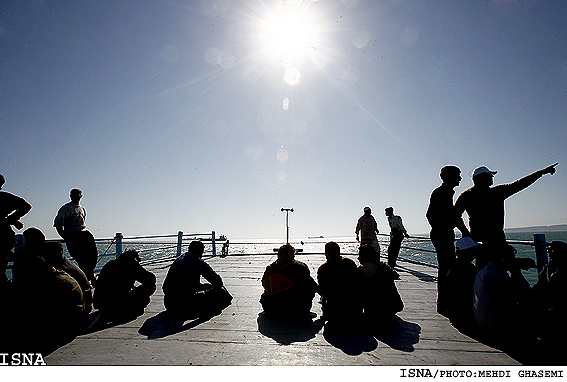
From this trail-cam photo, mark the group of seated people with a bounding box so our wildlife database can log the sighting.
[441,237,566,347]
[1,227,157,354]
[260,242,404,324]
[1,234,408,353]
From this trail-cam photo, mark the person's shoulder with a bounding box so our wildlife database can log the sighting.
[341,256,356,266]
[293,259,309,268]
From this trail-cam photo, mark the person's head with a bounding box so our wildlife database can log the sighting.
[70,188,83,203]
[472,166,496,188]
[118,249,141,263]
[547,241,567,268]
[42,241,65,265]
[324,241,341,262]
[277,244,295,262]
[358,244,379,264]
[363,206,371,216]
[385,207,394,217]
[485,243,517,267]
[188,240,205,257]
[440,165,462,187]
[455,237,481,262]
[0,174,4,189]
[23,227,46,249]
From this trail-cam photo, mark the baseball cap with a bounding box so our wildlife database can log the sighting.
[472,166,497,178]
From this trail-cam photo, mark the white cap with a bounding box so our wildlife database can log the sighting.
[456,237,480,251]
[472,166,497,178]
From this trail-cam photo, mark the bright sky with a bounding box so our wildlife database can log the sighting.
[2,0,566,241]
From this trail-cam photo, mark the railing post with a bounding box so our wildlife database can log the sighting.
[534,233,548,274]
[115,232,123,258]
[177,231,183,257]
[212,231,216,257]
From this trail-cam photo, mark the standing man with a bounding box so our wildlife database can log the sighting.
[426,166,470,316]
[355,206,380,254]
[455,164,557,247]
[385,207,409,269]
[54,188,98,284]
[0,174,32,283]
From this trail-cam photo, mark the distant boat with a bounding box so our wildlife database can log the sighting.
[308,236,324,239]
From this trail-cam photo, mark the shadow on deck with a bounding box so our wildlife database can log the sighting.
[41,253,551,366]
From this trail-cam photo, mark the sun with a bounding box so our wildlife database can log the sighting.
[256,2,321,65]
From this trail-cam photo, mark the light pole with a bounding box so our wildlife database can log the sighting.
[281,208,294,244]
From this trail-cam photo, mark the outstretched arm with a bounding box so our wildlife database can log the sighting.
[504,163,558,198]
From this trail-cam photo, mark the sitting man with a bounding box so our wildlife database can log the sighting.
[93,250,156,323]
[163,241,232,320]
[473,244,534,342]
[317,241,361,323]
[18,255,85,353]
[530,241,567,343]
[42,241,93,315]
[443,237,483,326]
[357,244,403,323]
[260,244,317,320]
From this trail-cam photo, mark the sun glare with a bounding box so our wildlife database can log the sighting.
[257,2,320,65]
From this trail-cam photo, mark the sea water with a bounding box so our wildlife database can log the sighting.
[92,231,567,286]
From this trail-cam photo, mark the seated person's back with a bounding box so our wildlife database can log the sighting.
[357,244,403,320]
[317,241,361,321]
[260,244,317,319]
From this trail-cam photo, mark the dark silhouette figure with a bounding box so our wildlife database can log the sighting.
[444,237,483,327]
[11,227,47,286]
[317,241,362,323]
[54,188,99,284]
[0,174,32,284]
[93,250,156,324]
[530,241,567,345]
[473,244,534,342]
[163,241,232,321]
[42,241,93,315]
[426,165,470,316]
[10,229,84,353]
[355,206,380,254]
[455,164,557,246]
[260,244,317,320]
[357,244,403,324]
[385,206,409,269]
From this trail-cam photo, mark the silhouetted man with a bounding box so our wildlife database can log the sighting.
[94,250,156,323]
[317,241,361,322]
[355,206,380,254]
[385,206,409,269]
[163,241,232,320]
[260,244,317,320]
[455,163,557,247]
[0,174,32,283]
[426,165,470,315]
[54,188,98,283]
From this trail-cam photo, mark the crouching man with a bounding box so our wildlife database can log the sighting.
[163,240,232,320]
[93,250,156,323]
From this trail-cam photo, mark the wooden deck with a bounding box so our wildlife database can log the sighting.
[39,252,545,367]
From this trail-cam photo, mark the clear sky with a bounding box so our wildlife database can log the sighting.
[1,0,566,241]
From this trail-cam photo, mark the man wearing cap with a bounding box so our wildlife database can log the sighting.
[455,163,557,247]
[355,206,380,254]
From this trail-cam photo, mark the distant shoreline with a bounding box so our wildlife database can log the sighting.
[504,224,567,233]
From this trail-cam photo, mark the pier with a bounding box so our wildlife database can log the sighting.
[44,252,529,366]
